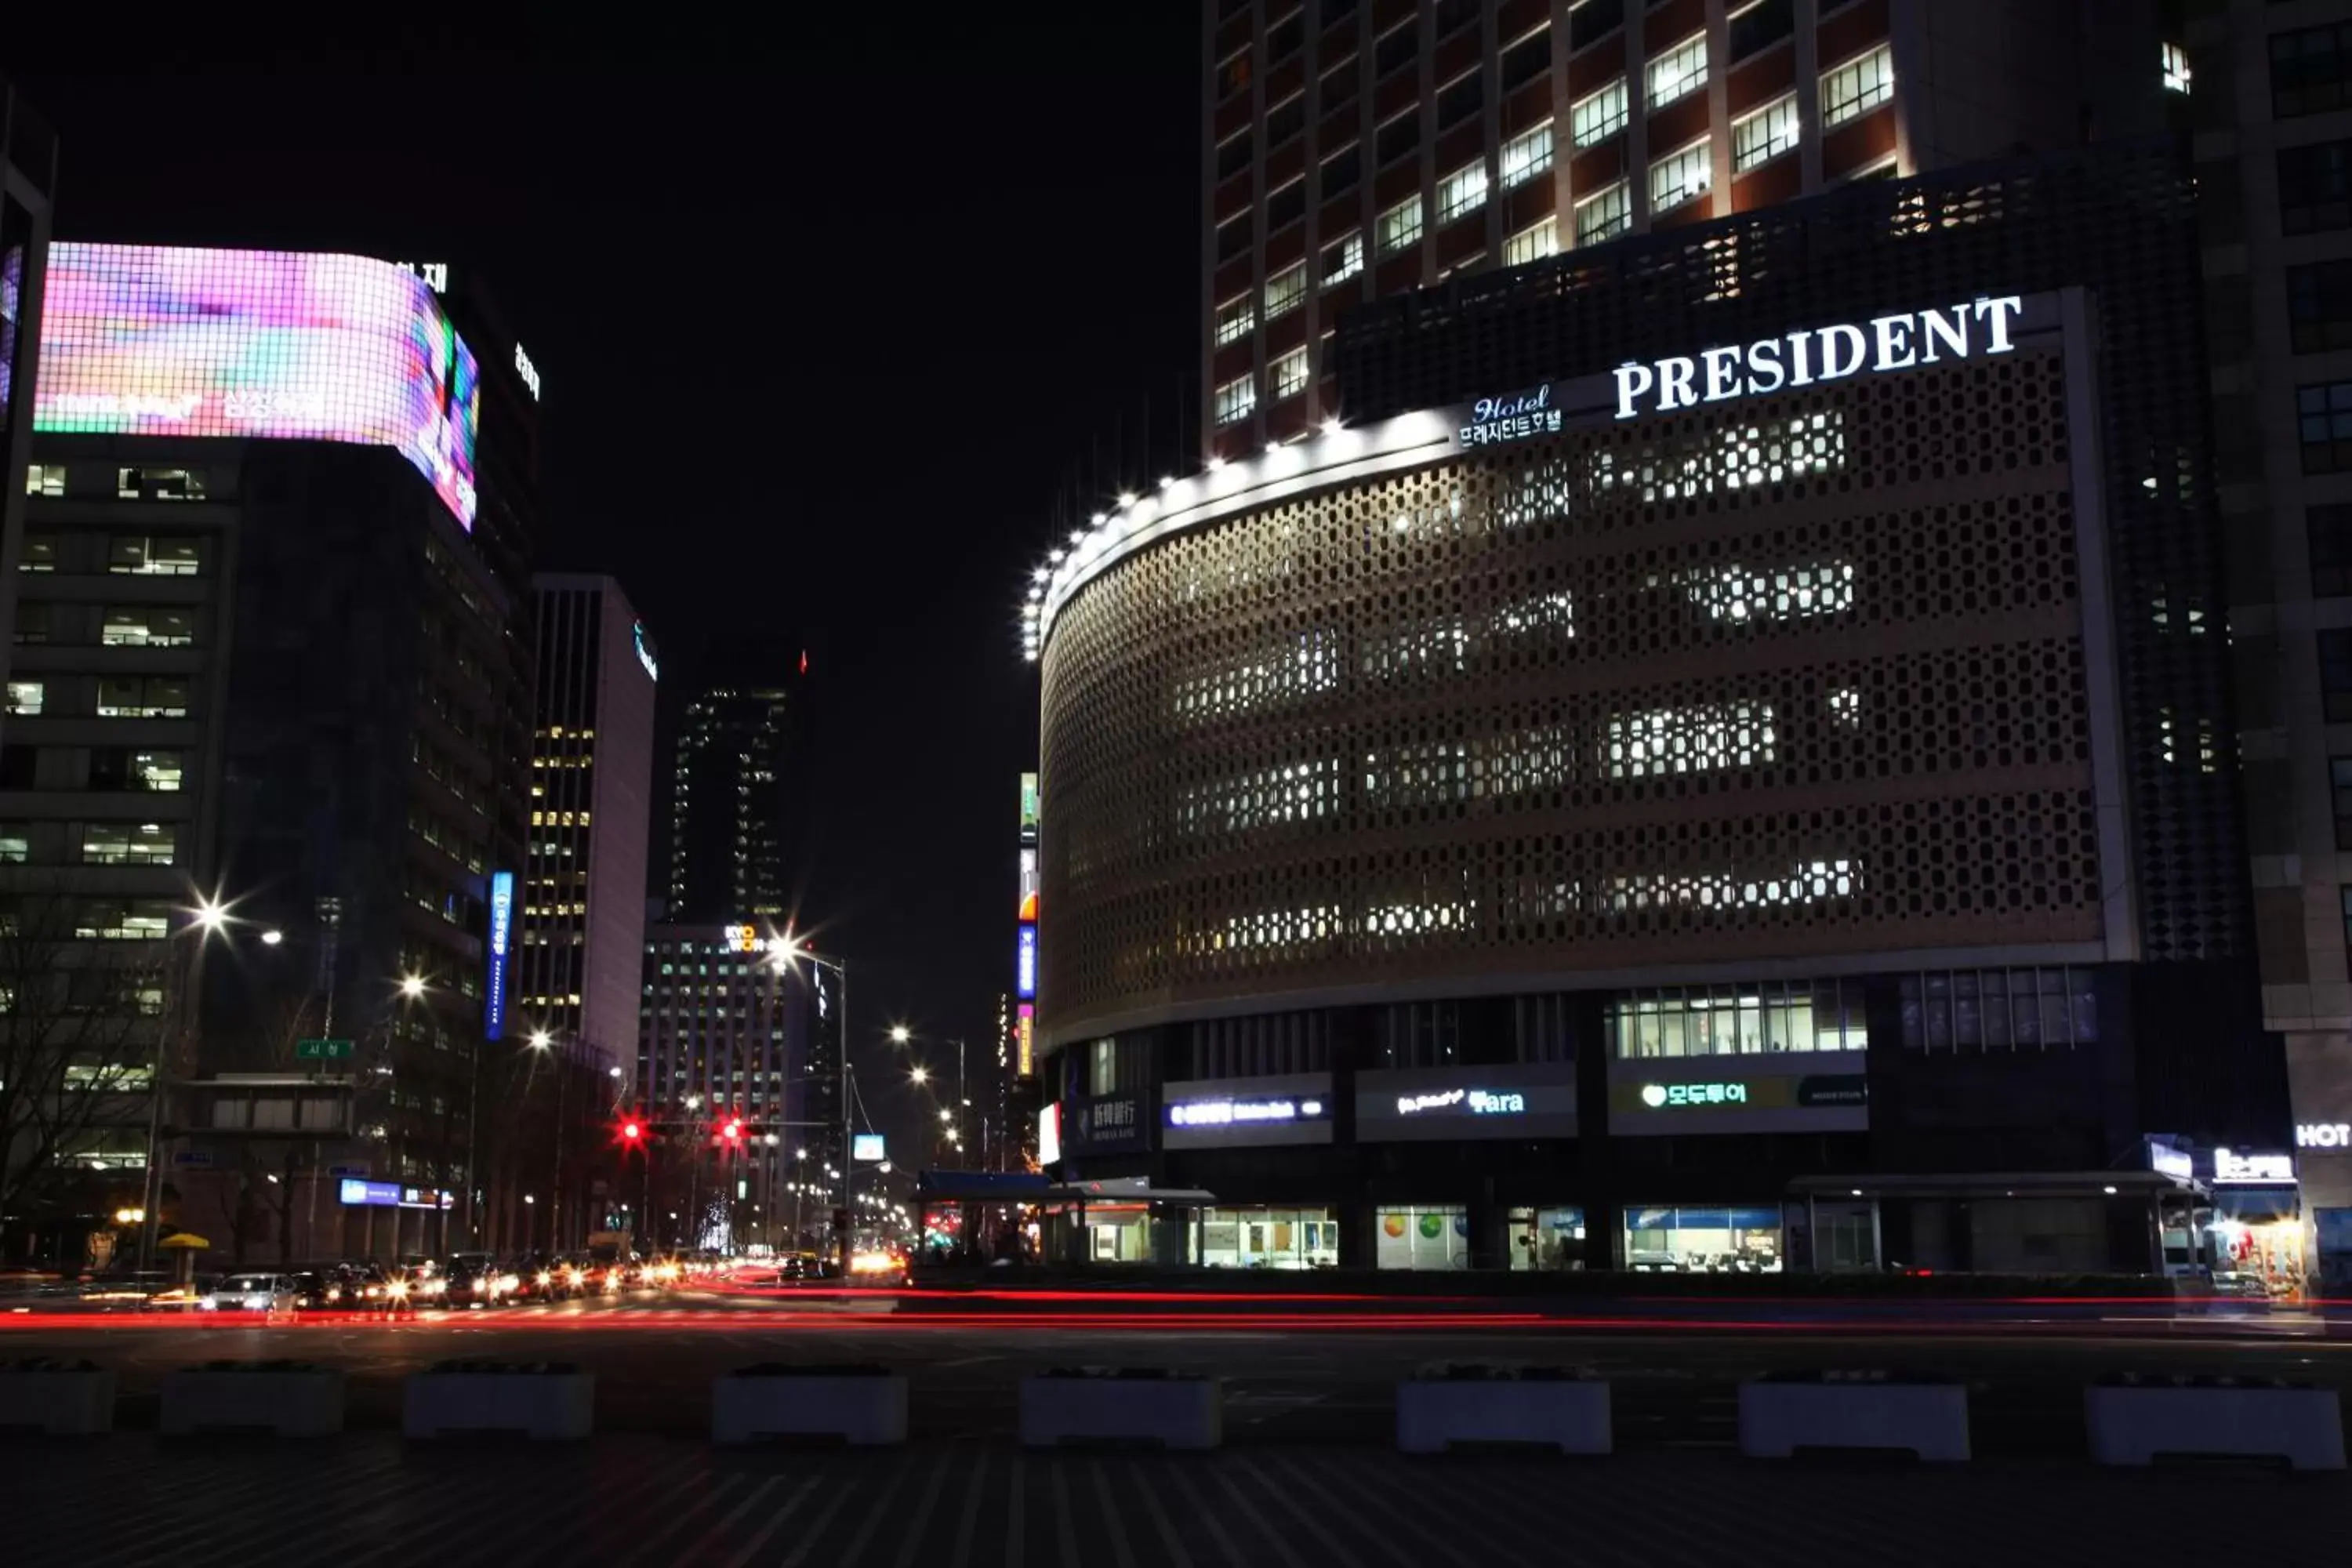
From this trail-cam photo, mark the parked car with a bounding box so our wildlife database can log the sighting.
[199,1273,298,1312]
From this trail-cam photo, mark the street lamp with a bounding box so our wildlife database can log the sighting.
[138,892,254,1269]
[773,934,855,1262]
[909,1065,930,1087]
[399,974,426,1000]
[258,929,284,947]
[889,1025,910,1045]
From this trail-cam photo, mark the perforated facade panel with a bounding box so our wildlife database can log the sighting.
[1040,340,2118,1040]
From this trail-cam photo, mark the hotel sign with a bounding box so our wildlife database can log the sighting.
[1611,296,2025,420]
[1458,384,1563,448]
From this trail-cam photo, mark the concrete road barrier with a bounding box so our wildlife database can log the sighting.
[2087,1376,2345,1470]
[1020,1369,1222,1451]
[713,1364,907,1446]
[0,1359,115,1434]
[405,1361,593,1441]
[1396,1363,1611,1455]
[1739,1371,1969,1461]
[161,1361,343,1437]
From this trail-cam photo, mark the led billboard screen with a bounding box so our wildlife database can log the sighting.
[1016,923,1037,1000]
[484,870,515,1040]
[33,243,481,528]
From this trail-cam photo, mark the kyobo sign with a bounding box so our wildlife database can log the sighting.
[1611,296,2025,420]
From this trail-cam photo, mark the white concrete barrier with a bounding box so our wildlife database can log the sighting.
[0,1362,115,1434]
[2087,1377,2346,1470]
[712,1366,908,1446]
[1020,1370,1222,1450]
[1396,1365,1610,1455]
[160,1362,343,1436]
[404,1362,593,1440]
[1739,1373,1969,1461]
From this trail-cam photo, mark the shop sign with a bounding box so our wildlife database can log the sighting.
[1168,1096,1323,1127]
[2213,1148,2296,1185]
[2297,1123,2352,1150]
[1038,1103,1061,1167]
[1606,1059,1868,1136]
[1356,1064,1577,1143]
[1640,1082,1747,1108]
[2146,1141,2194,1182]
[1067,1092,1152,1155]
[1163,1075,1335,1149]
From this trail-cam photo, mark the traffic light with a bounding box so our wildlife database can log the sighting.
[723,1118,743,1144]
[620,1120,642,1144]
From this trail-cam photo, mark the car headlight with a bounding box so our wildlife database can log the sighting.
[536,1271,552,1287]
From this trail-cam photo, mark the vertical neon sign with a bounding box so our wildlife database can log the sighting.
[484,869,514,1040]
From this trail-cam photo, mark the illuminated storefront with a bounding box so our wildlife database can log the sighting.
[1199,1207,1338,1269]
[1376,1207,1470,1271]
[1622,1207,1784,1273]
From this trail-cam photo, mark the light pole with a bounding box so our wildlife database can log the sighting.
[528,1028,566,1254]
[776,936,852,1263]
[138,896,229,1272]
[893,1026,969,1165]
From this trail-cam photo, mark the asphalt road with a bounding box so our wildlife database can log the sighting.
[9,1286,2351,1451]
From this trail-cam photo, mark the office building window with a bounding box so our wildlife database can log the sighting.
[1733,96,1798,172]
[1821,43,1894,126]
[2312,505,2352,597]
[1574,180,1630,246]
[116,466,203,501]
[96,676,191,718]
[24,464,64,498]
[1266,177,1305,234]
[2299,380,2352,473]
[1501,121,1554,188]
[1319,143,1359,198]
[13,604,49,646]
[2290,260,2352,354]
[1647,34,1708,109]
[1376,110,1420,167]
[2333,758,2352,849]
[1320,59,1358,111]
[107,536,201,575]
[1322,230,1363,287]
[1266,93,1305,149]
[1214,295,1255,347]
[20,535,56,572]
[1216,211,1253,263]
[1379,194,1424,254]
[1264,263,1305,321]
[1379,1000,1461,1067]
[0,826,27,864]
[1571,80,1628,147]
[1270,347,1308,402]
[1900,967,2099,1051]
[1214,375,1258,427]
[2161,40,2191,96]
[1504,216,1559,267]
[5,681,42,717]
[80,822,177,867]
[100,608,197,648]
[78,900,173,941]
[1374,22,1417,78]
[1730,0,1795,60]
[2281,140,2352,236]
[1437,160,1488,223]
[1437,70,1483,129]
[2274,22,2352,118]
[1215,129,1252,181]
[1609,981,1865,1058]
[89,748,185,793]
[2323,629,2352,721]
[1650,139,1712,213]
[1501,25,1551,92]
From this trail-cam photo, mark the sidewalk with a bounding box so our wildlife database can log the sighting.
[16,1434,2345,1566]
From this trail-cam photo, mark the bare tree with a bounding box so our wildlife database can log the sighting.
[0,882,171,1226]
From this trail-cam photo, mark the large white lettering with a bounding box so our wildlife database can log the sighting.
[1611,296,2027,419]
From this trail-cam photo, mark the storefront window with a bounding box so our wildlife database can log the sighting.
[1621,1206,1782,1272]
[1376,1206,1469,1269]
[1506,1207,1586,1270]
[1083,1204,1152,1263]
[1199,1207,1338,1269]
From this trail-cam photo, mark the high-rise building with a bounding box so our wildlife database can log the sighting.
[0,75,55,666]
[521,574,657,1068]
[2195,4,2352,1275]
[1199,0,2167,459]
[4,242,536,1264]
[663,644,807,924]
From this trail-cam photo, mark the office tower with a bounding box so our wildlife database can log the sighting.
[1199,0,2166,458]
[663,644,808,924]
[0,77,54,666]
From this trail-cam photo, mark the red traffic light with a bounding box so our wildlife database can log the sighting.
[620,1120,642,1142]
[723,1119,743,1142]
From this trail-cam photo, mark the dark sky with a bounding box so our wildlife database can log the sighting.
[6,15,1200,1158]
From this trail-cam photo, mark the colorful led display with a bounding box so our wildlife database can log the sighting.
[1016,923,1037,1001]
[33,243,481,528]
[484,870,515,1040]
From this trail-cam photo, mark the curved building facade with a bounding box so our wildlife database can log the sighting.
[1027,151,2288,1276]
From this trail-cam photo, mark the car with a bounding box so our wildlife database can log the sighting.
[441,1258,517,1308]
[199,1272,298,1312]
[508,1256,576,1302]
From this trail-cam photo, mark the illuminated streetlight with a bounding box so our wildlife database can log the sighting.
[529,1029,552,1051]
[190,896,229,933]
[938,1109,952,1123]
[399,975,427,1000]
[889,1025,910,1044]
[909,1066,930,1087]
[259,929,284,947]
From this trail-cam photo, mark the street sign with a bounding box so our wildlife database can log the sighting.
[295,1039,354,1061]
[327,1163,370,1179]
[172,1149,213,1168]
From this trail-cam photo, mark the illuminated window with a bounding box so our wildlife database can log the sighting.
[101,608,196,648]
[1321,230,1363,287]
[1264,263,1305,321]
[1733,96,1798,172]
[24,464,64,497]
[1602,859,1860,913]
[5,681,42,716]
[20,535,56,572]
[1647,34,1708,108]
[1214,295,1255,347]
[1176,757,1341,837]
[2161,40,2191,95]
[107,536,201,575]
[1573,181,1630,246]
[1214,375,1257,426]
[116,466,203,501]
[1828,688,1862,728]
[80,822,177,866]
[1378,194,1424,255]
[1571,81,1628,147]
[1504,216,1559,267]
[1437,161,1489,224]
[1501,122,1553,189]
[1650,140,1712,213]
[1821,44,1893,127]
[77,900,172,941]
[96,676,191,718]
[0,826,26,863]
[1603,701,1776,778]
[1675,560,1856,623]
[1270,347,1309,401]
[1610,981,1866,1058]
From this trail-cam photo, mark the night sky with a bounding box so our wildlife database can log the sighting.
[7,15,1199,1157]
